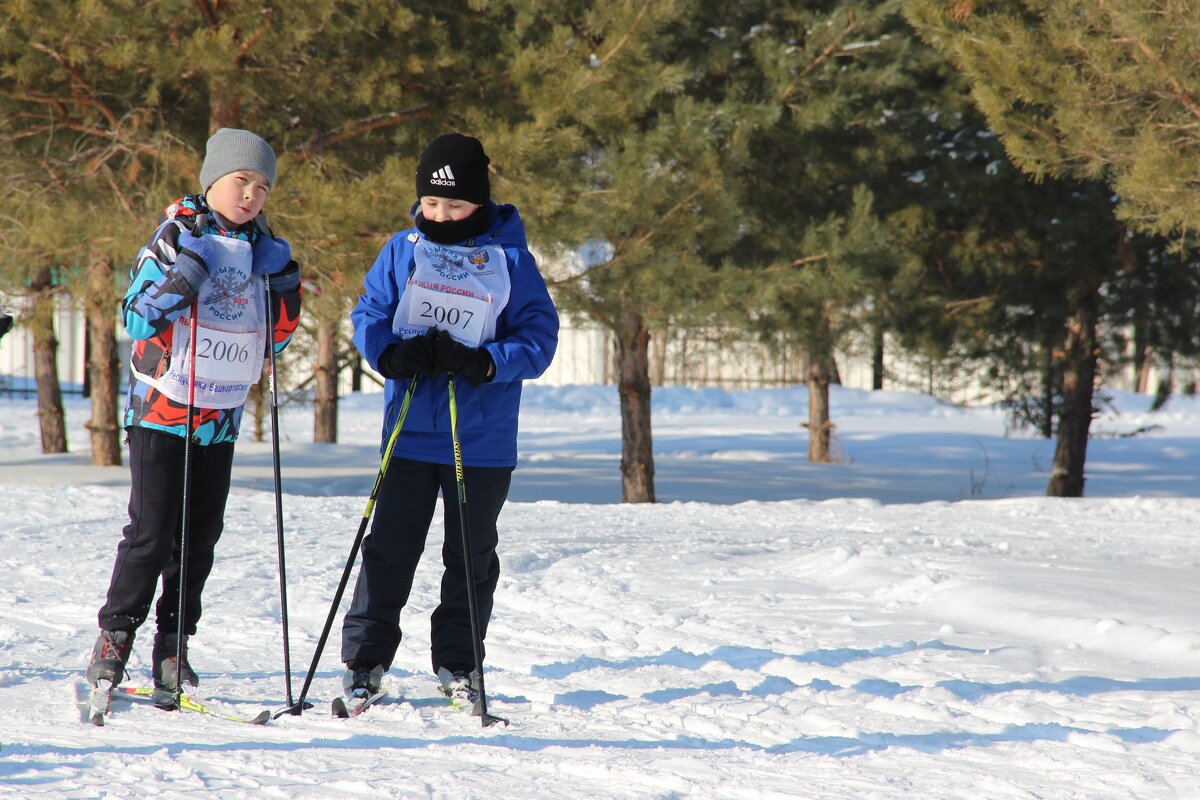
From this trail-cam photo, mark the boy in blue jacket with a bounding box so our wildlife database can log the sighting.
[341,133,558,712]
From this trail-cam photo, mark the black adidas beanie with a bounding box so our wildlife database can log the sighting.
[415,133,491,204]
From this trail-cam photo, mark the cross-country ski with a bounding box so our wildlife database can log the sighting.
[330,689,386,719]
[9,355,1200,800]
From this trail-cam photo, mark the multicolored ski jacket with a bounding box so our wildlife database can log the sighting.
[122,195,302,445]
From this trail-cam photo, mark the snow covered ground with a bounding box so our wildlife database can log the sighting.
[1,384,1198,798]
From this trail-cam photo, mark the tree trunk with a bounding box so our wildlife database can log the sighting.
[614,308,655,503]
[1041,342,1054,440]
[85,260,122,466]
[1046,277,1100,497]
[209,92,241,134]
[314,320,339,443]
[30,266,67,453]
[351,354,363,393]
[1134,322,1152,395]
[249,378,266,443]
[82,327,91,398]
[649,324,668,386]
[805,347,833,463]
[1150,360,1174,411]
[1112,223,1152,395]
[872,326,884,391]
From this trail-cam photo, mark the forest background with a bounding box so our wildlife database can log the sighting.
[3,0,1200,502]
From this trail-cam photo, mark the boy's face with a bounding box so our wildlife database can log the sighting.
[420,196,480,223]
[206,170,271,226]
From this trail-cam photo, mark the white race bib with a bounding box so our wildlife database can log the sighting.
[393,239,512,346]
[132,233,266,409]
[193,325,259,383]
[402,282,490,347]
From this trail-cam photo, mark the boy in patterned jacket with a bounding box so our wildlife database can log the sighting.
[86,128,303,692]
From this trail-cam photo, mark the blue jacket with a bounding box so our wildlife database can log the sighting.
[352,203,559,467]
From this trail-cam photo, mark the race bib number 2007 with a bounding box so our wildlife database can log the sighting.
[404,283,489,346]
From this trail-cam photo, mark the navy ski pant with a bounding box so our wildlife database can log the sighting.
[97,426,234,636]
[340,457,512,674]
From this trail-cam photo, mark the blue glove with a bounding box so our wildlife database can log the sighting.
[252,234,292,276]
[173,232,221,291]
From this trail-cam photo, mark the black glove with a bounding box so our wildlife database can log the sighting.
[434,329,495,387]
[377,330,437,379]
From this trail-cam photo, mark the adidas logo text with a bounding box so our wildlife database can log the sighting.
[430,165,456,186]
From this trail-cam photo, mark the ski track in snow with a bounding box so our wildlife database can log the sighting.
[0,489,1198,798]
[0,388,1199,797]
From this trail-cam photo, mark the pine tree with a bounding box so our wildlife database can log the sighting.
[904,1,1200,239]
[0,0,169,458]
[905,0,1200,496]
[0,1,496,449]
[490,0,753,502]
[724,1,953,462]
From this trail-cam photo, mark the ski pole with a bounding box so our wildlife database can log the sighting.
[263,275,302,712]
[447,374,507,728]
[278,374,419,718]
[174,300,199,709]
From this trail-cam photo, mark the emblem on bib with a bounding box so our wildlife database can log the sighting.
[202,264,253,322]
[469,249,495,275]
[429,245,470,282]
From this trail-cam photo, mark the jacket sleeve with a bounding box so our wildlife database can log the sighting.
[268,261,303,355]
[351,236,406,370]
[122,222,203,342]
[486,248,559,383]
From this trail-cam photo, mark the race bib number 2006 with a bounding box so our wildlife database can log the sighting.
[192,325,259,383]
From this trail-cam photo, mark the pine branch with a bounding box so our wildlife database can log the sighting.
[288,107,432,161]
[236,9,274,65]
[24,45,121,128]
[790,253,831,268]
[595,2,654,67]
[628,188,703,250]
[945,296,993,316]
[193,0,218,28]
[781,15,864,108]
[1116,25,1200,124]
[98,163,138,219]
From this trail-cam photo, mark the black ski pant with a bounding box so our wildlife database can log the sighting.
[97,426,235,637]
[340,456,512,674]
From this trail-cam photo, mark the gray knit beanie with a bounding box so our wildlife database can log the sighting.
[199,128,278,190]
